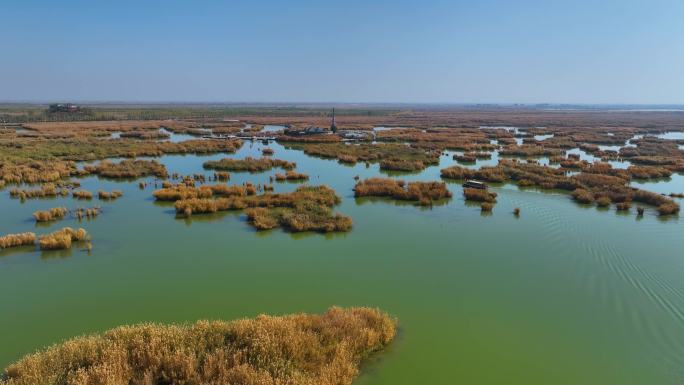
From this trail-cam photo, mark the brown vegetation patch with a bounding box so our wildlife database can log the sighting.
[203,157,295,172]
[0,232,36,249]
[38,227,88,250]
[1,307,396,385]
[33,207,68,222]
[275,170,309,181]
[463,188,498,203]
[85,159,168,179]
[97,190,123,200]
[173,185,350,232]
[354,178,452,206]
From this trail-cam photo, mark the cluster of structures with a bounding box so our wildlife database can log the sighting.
[48,103,80,113]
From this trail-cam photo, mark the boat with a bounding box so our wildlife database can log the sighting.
[463,180,488,189]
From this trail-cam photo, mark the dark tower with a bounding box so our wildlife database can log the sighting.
[330,108,337,133]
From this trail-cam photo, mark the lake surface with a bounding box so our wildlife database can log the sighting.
[1,139,684,385]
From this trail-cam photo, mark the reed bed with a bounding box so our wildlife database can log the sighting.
[0,161,77,185]
[441,160,681,215]
[0,232,36,249]
[9,184,63,200]
[97,190,123,200]
[72,190,93,200]
[245,202,353,232]
[380,159,426,171]
[481,202,493,212]
[32,207,68,222]
[0,306,396,385]
[275,170,309,181]
[173,185,350,232]
[203,157,296,172]
[454,154,476,163]
[354,178,452,205]
[38,227,88,250]
[616,202,632,211]
[153,184,253,201]
[6,305,393,385]
[213,171,230,181]
[463,187,498,203]
[261,147,274,155]
[288,142,439,169]
[86,159,168,179]
[75,207,100,220]
[119,130,170,140]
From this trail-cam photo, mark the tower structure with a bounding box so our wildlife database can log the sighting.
[330,108,337,133]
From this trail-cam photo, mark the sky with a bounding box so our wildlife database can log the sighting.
[1,0,683,104]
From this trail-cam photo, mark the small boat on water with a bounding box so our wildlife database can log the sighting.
[463,180,488,189]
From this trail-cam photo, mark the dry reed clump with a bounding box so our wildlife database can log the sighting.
[441,160,682,214]
[38,227,88,250]
[75,207,100,220]
[87,159,168,179]
[97,190,123,200]
[173,185,351,232]
[245,202,353,232]
[338,154,358,164]
[481,202,493,212]
[616,202,632,211]
[0,307,396,385]
[174,185,341,216]
[275,170,309,181]
[463,187,497,203]
[214,171,230,181]
[596,196,611,207]
[571,188,594,204]
[514,207,521,216]
[0,161,77,185]
[9,184,60,200]
[0,232,36,249]
[32,207,68,222]
[354,178,452,206]
[261,148,274,155]
[454,154,476,163]
[289,142,439,169]
[119,130,170,140]
[627,165,672,179]
[657,202,680,216]
[379,159,425,171]
[72,190,93,200]
[203,157,295,172]
[637,206,645,216]
[153,184,253,201]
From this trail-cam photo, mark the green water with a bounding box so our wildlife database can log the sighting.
[1,140,684,385]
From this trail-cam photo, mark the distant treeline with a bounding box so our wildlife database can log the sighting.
[0,105,395,123]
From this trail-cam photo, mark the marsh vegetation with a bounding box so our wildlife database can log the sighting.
[0,307,395,385]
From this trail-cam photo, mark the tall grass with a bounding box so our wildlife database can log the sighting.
[275,170,309,181]
[354,178,452,205]
[97,190,123,200]
[32,207,68,222]
[72,190,93,200]
[153,184,253,201]
[87,159,168,179]
[38,227,88,250]
[463,187,497,203]
[203,157,295,172]
[0,232,36,249]
[173,185,350,232]
[1,307,396,385]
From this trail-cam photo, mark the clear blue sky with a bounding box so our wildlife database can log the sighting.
[1,0,683,104]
